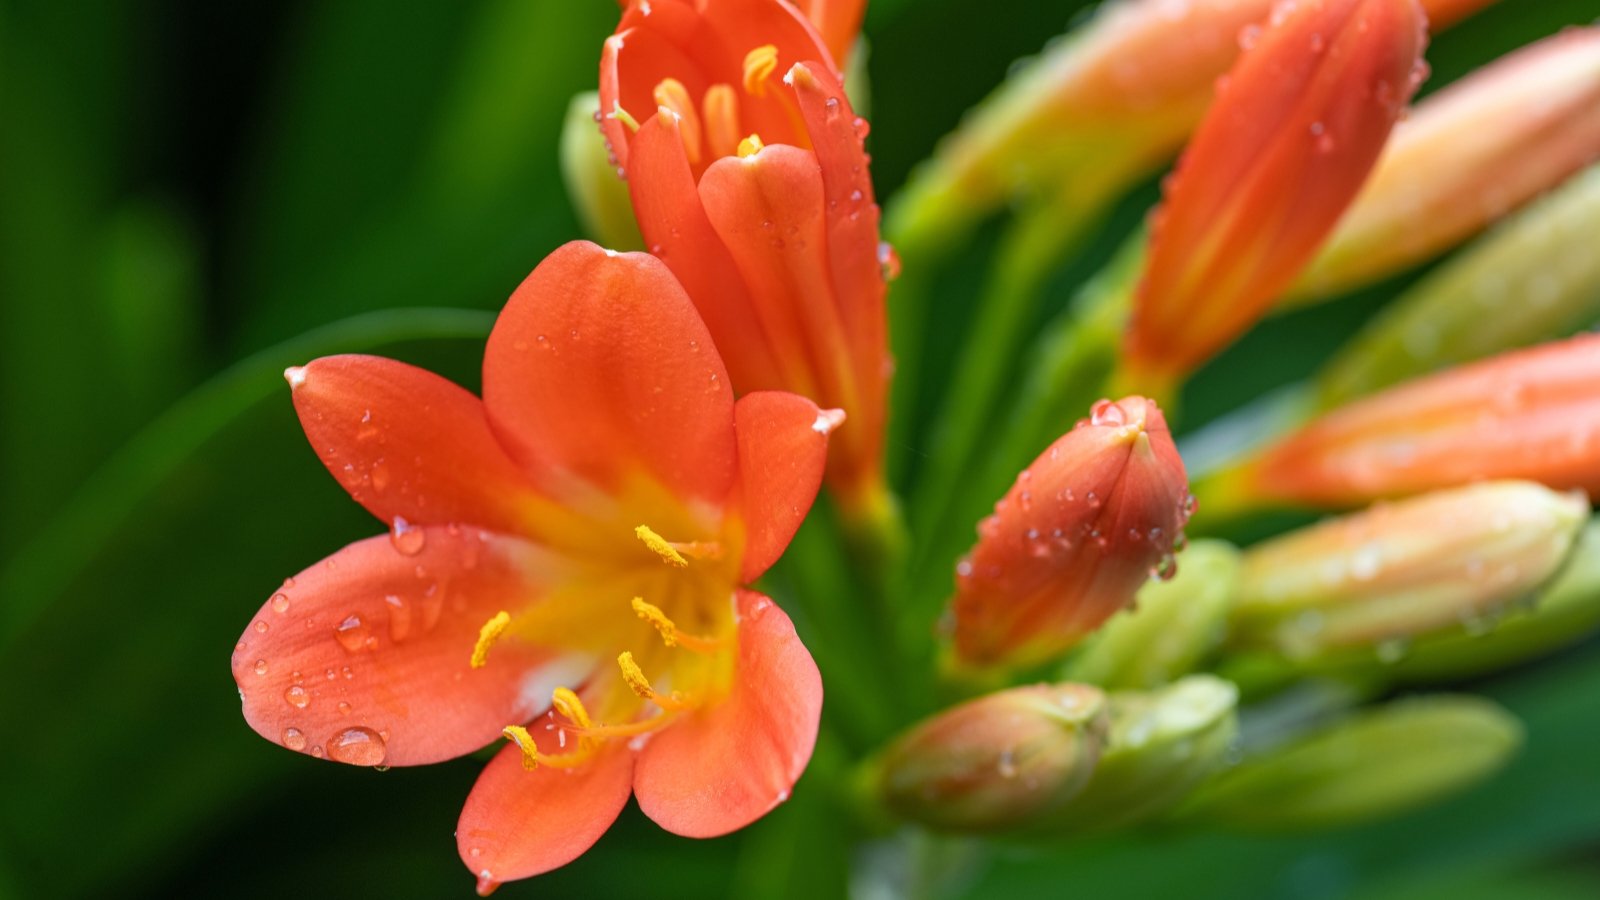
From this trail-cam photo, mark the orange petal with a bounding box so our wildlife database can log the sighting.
[627,112,790,392]
[287,355,548,538]
[483,241,737,507]
[733,391,835,582]
[633,589,822,837]
[1125,0,1427,386]
[1242,333,1600,507]
[951,397,1192,670]
[788,0,865,66]
[231,527,572,767]
[456,737,635,891]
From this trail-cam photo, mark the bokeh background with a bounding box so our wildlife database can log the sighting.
[3,1,1599,897]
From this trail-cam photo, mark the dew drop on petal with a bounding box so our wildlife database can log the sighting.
[285,685,310,709]
[282,727,307,751]
[254,620,270,634]
[389,515,426,556]
[253,659,269,676]
[271,593,290,614]
[326,727,388,766]
[335,615,371,653]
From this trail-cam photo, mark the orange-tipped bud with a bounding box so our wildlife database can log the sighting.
[1234,481,1588,661]
[1295,27,1600,300]
[950,397,1192,670]
[876,683,1109,832]
[1123,0,1427,388]
[1236,333,1600,508]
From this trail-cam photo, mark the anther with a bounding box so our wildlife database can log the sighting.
[737,134,765,158]
[617,651,689,710]
[631,597,723,653]
[551,686,593,730]
[470,610,511,669]
[653,78,702,165]
[743,45,779,97]
[635,525,689,567]
[502,725,540,770]
[702,84,740,159]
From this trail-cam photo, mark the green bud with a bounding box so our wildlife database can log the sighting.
[1041,675,1239,833]
[1233,481,1588,664]
[1065,540,1240,690]
[559,91,644,251]
[1182,695,1522,829]
[875,683,1108,833]
[1315,163,1600,409]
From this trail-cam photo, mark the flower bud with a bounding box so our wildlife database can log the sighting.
[875,683,1109,832]
[558,92,644,251]
[1234,334,1600,508]
[1122,0,1427,389]
[950,397,1192,670]
[1314,163,1600,408]
[1045,675,1239,833]
[1066,540,1240,690]
[1233,481,1588,662]
[1182,695,1521,829]
[1293,28,1600,301]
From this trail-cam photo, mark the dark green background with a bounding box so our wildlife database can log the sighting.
[2,1,1598,897]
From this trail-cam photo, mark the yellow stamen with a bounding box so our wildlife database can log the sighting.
[652,77,702,166]
[635,524,688,567]
[618,651,689,710]
[608,100,641,133]
[737,134,765,158]
[550,686,593,730]
[470,610,511,669]
[631,597,724,653]
[582,712,673,739]
[742,44,779,97]
[702,83,741,159]
[502,724,541,771]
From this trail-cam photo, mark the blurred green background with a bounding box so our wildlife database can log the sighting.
[3,0,1599,897]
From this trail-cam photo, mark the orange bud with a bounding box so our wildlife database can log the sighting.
[950,397,1192,670]
[876,683,1109,832]
[1238,333,1600,508]
[1295,27,1600,299]
[1123,0,1427,387]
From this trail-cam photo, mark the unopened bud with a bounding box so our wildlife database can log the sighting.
[1183,695,1521,828]
[876,683,1109,832]
[1044,675,1239,833]
[1066,540,1240,690]
[1122,0,1427,388]
[1293,28,1600,301]
[950,397,1192,670]
[1233,481,1587,662]
[1234,334,1600,508]
[1315,163,1600,408]
[559,91,644,251]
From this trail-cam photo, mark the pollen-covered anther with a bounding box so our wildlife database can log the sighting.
[653,77,702,165]
[742,44,779,97]
[702,83,741,159]
[501,725,541,771]
[607,100,641,134]
[631,596,724,653]
[470,610,512,669]
[634,525,689,567]
[618,651,690,711]
[737,134,765,158]
[550,686,594,730]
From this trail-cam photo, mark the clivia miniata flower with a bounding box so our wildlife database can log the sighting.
[1121,0,1428,390]
[600,0,891,515]
[231,241,840,891]
[949,397,1191,670]
[1227,333,1600,509]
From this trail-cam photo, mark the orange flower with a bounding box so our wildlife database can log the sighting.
[230,242,838,891]
[1295,26,1600,299]
[600,0,890,514]
[950,397,1192,670]
[1122,0,1428,390]
[788,0,865,65]
[1232,333,1600,508]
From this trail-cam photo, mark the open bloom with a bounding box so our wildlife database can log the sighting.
[1231,333,1600,508]
[230,241,837,890]
[950,397,1191,670]
[600,0,890,513]
[1122,0,1427,389]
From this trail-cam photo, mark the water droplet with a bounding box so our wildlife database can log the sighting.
[335,615,371,653]
[877,242,901,281]
[338,701,353,715]
[310,745,326,758]
[852,116,870,139]
[326,726,388,766]
[283,728,307,751]
[285,685,310,709]
[385,594,412,642]
[253,659,269,676]
[254,620,270,634]
[390,515,426,556]
[370,462,392,492]
[1089,399,1126,426]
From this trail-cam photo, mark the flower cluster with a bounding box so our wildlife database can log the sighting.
[231,0,1600,890]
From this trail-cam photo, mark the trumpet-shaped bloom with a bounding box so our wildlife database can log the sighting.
[1123,0,1427,388]
[950,397,1191,670]
[1294,27,1600,299]
[1235,333,1600,508]
[600,0,890,511]
[230,241,836,891]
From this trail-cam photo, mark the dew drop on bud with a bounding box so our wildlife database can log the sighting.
[335,614,371,652]
[1089,399,1126,427]
[389,515,426,556]
[326,726,388,766]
